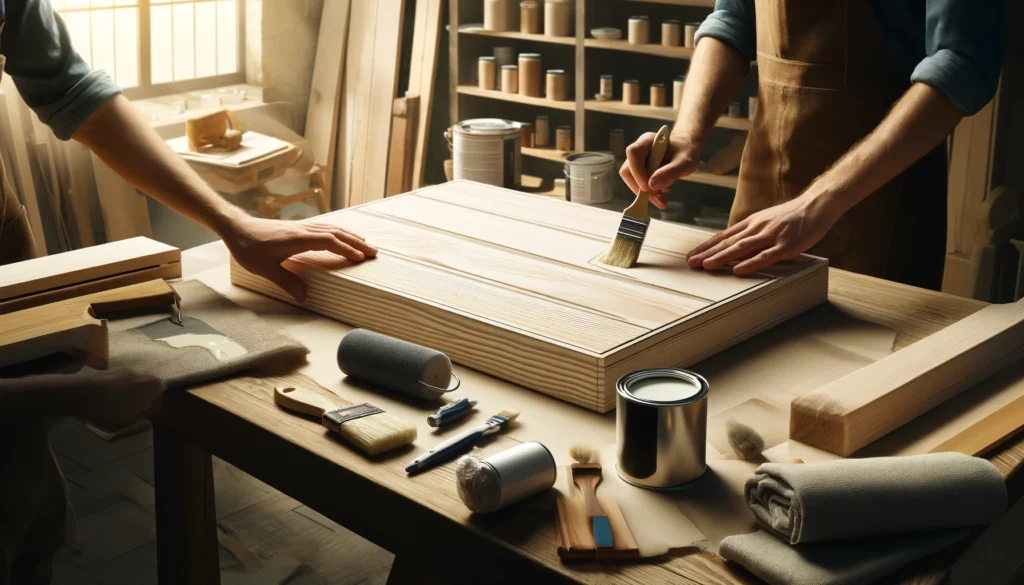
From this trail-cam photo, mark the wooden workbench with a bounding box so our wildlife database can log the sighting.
[150,242,1024,585]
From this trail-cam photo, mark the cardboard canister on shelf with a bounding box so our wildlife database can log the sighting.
[662,20,681,47]
[521,122,535,148]
[518,53,542,97]
[484,0,511,31]
[478,57,497,90]
[599,74,614,99]
[555,125,572,151]
[650,83,666,107]
[520,1,540,34]
[452,118,522,188]
[673,75,686,109]
[623,80,640,105]
[494,46,516,69]
[628,16,650,45]
[535,115,550,147]
[546,69,567,101]
[565,152,615,205]
[501,65,519,93]
[684,22,701,48]
[609,129,626,160]
[545,0,571,37]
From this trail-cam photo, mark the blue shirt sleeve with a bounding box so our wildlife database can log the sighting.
[911,0,1004,115]
[693,0,756,62]
[1,0,122,140]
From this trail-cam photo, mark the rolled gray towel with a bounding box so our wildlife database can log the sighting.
[719,528,968,585]
[746,452,1005,544]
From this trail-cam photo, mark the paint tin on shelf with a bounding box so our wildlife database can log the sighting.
[616,368,708,490]
[451,118,522,188]
[478,56,497,90]
[564,152,615,205]
[555,125,573,151]
[599,74,614,100]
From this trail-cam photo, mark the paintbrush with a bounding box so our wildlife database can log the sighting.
[569,443,613,548]
[273,386,417,456]
[599,125,672,268]
[405,409,519,475]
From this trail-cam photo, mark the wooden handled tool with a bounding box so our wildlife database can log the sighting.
[0,279,179,370]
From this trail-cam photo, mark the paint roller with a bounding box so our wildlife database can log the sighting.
[336,329,460,400]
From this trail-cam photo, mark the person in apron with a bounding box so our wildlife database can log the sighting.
[620,0,1004,291]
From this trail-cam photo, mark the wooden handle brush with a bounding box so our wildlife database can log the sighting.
[274,386,416,456]
[599,125,671,268]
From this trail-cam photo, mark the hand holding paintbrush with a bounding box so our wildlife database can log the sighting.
[600,125,672,268]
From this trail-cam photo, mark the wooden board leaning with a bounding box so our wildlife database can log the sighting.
[231,181,829,412]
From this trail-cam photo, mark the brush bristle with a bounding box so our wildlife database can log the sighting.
[569,442,596,464]
[498,410,520,423]
[599,236,643,268]
[726,419,766,461]
[335,412,417,456]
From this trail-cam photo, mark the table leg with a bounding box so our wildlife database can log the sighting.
[386,556,451,585]
[154,425,221,585]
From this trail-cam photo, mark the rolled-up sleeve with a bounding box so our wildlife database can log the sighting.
[2,0,122,139]
[911,0,1004,115]
[693,0,756,62]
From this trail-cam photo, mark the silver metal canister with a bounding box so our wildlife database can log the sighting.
[616,369,708,490]
[484,441,557,509]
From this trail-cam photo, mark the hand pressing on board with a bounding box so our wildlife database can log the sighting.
[225,217,378,302]
[619,131,702,210]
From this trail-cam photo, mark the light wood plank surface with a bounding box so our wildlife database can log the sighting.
[304,0,351,198]
[409,0,444,189]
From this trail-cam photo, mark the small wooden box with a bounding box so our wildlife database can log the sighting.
[231,181,828,412]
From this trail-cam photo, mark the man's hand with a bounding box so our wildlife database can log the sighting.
[76,368,166,432]
[619,132,701,209]
[224,216,378,302]
[686,192,843,275]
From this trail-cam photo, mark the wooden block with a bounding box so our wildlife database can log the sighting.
[0,279,179,369]
[555,493,639,561]
[0,237,181,315]
[791,297,1024,456]
[232,181,828,412]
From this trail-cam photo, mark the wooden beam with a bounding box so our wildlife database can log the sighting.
[791,297,1024,456]
[385,95,420,197]
[409,0,444,189]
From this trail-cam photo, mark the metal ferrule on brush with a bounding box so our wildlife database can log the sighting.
[617,216,650,241]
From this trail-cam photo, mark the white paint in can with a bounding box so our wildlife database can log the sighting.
[564,152,615,205]
[452,118,522,188]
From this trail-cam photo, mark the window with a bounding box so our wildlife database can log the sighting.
[53,0,244,98]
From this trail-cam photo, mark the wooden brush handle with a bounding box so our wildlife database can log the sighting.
[573,474,605,518]
[274,386,343,418]
[624,125,671,218]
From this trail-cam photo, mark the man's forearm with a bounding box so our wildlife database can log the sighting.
[808,82,964,214]
[72,95,247,238]
[673,37,749,145]
[0,376,84,423]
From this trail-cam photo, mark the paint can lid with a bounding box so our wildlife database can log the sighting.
[454,118,523,136]
[566,152,614,166]
[617,368,709,405]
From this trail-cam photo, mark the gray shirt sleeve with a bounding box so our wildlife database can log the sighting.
[1,0,122,140]
[693,0,756,62]
[911,0,1004,116]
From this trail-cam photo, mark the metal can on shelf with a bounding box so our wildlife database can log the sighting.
[451,118,522,188]
[564,152,615,205]
[555,125,573,151]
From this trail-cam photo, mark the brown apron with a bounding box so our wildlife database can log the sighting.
[0,39,67,585]
[733,0,947,290]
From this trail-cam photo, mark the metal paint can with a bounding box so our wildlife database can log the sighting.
[564,152,615,204]
[616,368,708,490]
[483,441,557,509]
[452,118,522,188]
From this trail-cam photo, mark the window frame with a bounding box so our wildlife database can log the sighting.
[56,0,247,99]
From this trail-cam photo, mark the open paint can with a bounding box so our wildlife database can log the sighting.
[616,368,708,490]
[451,118,522,188]
[564,152,615,204]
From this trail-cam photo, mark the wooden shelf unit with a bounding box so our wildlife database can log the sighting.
[449,0,749,198]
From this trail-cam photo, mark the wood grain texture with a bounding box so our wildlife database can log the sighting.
[930,394,1024,458]
[408,0,443,189]
[385,95,419,197]
[304,0,352,198]
[0,89,46,254]
[792,297,1024,456]
[91,153,154,241]
[232,181,827,411]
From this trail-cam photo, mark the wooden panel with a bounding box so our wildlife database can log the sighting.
[91,154,153,241]
[409,0,443,189]
[0,88,47,254]
[385,95,419,197]
[792,297,1024,456]
[304,0,352,198]
[233,181,827,411]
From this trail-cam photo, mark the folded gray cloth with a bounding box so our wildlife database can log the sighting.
[108,280,308,389]
[746,453,1005,544]
[719,528,968,585]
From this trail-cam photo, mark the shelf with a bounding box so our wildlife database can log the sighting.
[522,147,574,162]
[456,26,576,46]
[685,171,738,189]
[585,99,752,130]
[585,38,694,60]
[618,0,716,7]
[458,85,577,111]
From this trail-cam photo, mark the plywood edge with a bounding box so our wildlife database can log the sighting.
[230,259,605,410]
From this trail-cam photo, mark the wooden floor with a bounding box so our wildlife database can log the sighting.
[50,417,395,585]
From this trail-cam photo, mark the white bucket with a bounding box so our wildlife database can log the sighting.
[564,153,615,204]
[452,118,522,188]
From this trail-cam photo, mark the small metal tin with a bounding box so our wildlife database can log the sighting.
[616,368,708,490]
[483,441,557,509]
